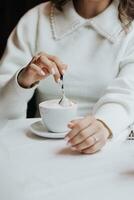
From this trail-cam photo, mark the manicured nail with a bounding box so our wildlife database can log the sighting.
[40,70,45,76]
[62,64,68,68]
[64,136,69,142]
[66,142,71,147]
[68,122,73,128]
[57,78,61,83]
[51,68,55,75]
[68,122,73,125]
[71,147,76,151]
[67,140,72,146]
[62,69,65,74]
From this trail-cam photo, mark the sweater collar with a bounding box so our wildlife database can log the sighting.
[50,0,123,43]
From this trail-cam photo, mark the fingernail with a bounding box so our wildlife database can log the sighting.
[62,64,68,68]
[71,147,76,151]
[67,140,72,145]
[51,68,55,75]
[68,122,73,128]
[66,142,71,147]
[62,69,65,74]
[40,70,45,76]
[57,78,61,83]
[68,122,73,125]
[64,136,69,142]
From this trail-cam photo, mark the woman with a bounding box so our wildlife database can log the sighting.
[0,0,134,154]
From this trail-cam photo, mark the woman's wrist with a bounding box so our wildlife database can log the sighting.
[17,68,38,88]
[96,119,112,139]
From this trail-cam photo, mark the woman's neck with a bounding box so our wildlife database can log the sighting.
[74,0,112,19]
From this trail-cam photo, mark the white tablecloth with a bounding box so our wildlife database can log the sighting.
[0,118,134,200]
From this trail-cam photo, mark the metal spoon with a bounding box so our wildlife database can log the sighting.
[58,75,71,106]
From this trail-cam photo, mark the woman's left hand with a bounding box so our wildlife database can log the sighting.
[65,115,111,154]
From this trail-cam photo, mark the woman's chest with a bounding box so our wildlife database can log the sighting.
[36,26,124,100]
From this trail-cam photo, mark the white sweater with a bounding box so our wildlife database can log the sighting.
[1,0,134,139]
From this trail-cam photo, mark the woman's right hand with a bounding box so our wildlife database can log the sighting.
[18,52,68,88]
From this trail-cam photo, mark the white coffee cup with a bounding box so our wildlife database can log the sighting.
[39,99,77,133]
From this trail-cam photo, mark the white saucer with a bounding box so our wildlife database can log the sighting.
[30,120,68,139]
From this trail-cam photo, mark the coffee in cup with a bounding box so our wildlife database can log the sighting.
[39,99,77,133]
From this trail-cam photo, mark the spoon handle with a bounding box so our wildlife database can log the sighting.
[60,75,64,89]
[60,74,63,81]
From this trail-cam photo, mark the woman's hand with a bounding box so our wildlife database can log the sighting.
[18,52,68,88]
[65,115,111,154]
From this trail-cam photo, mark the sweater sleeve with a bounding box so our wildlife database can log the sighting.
[0,6,39,119]
[93,37,134,139]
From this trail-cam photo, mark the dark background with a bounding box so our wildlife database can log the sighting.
[0,0,48,117]
[0,0,47,57]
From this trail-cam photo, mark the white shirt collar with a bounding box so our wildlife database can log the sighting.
[50,0,123,43]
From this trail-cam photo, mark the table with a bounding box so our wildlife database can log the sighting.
[0,118,134,200]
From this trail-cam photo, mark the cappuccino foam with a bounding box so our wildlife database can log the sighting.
[41,99,75,109]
